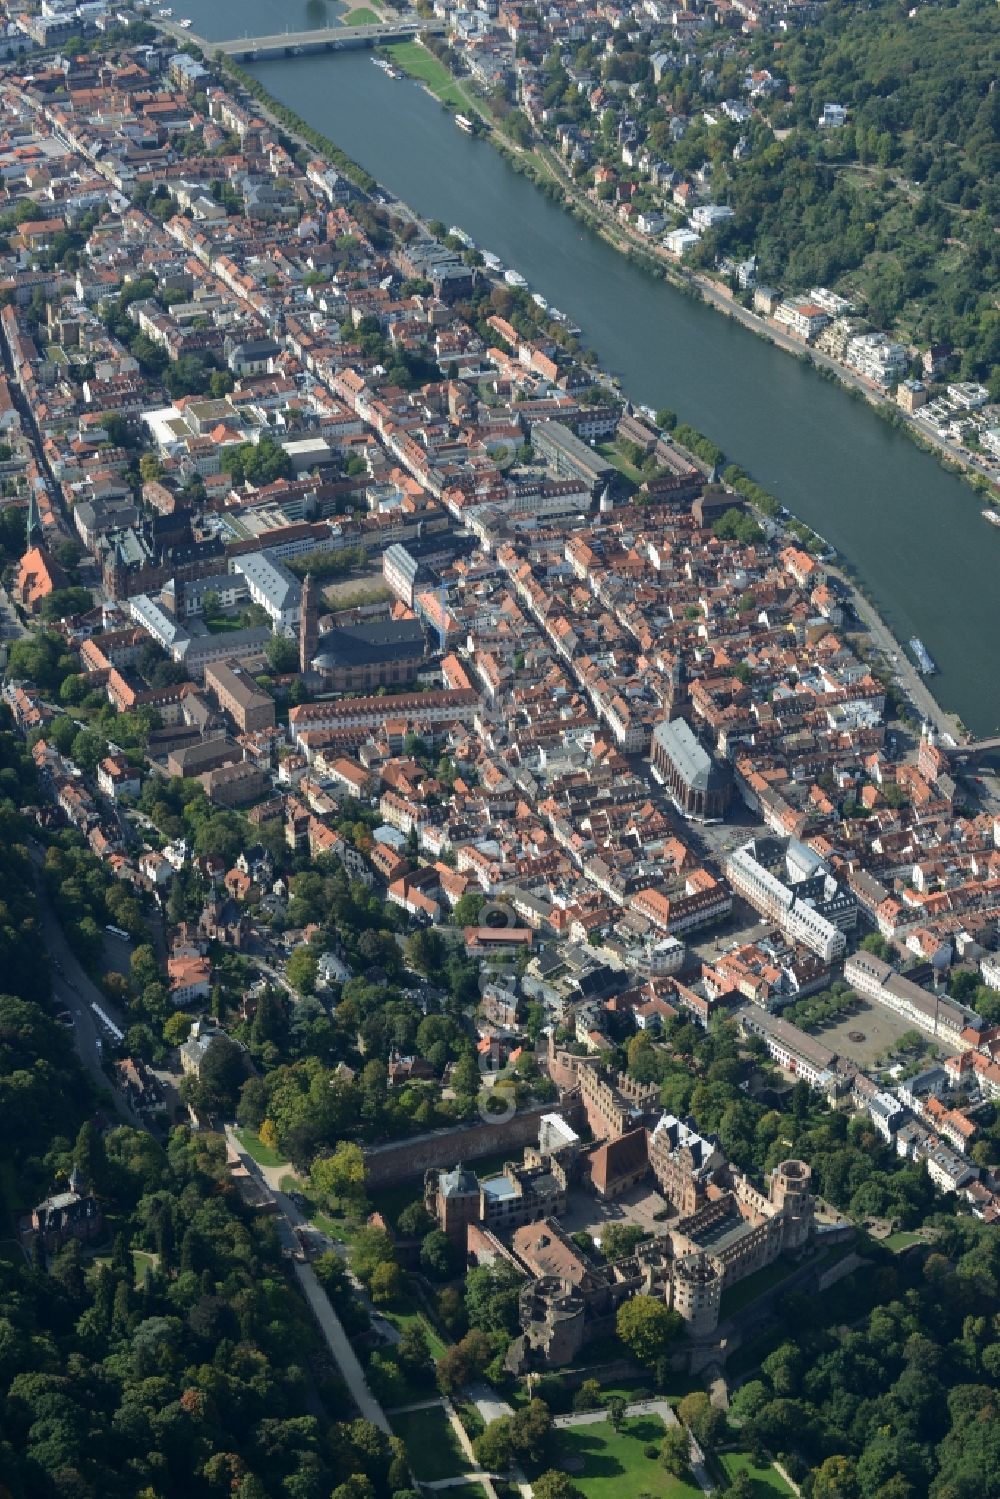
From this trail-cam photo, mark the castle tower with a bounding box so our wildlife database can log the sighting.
[770,1159,814,1250]
[299,572,318,675]
[427,1164,480,1246]
[670,1252,722,1338]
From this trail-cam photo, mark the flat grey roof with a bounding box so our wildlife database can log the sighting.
[481,1173,516,1200]
[235,550,301,611]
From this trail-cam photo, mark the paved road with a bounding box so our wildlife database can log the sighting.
[292,1257,391,1433]
[467,1380,516,1426]
[157,13,432,55]
[27,838,142,1126]
[254,957,300,1004]
[225,1125,397,1422]
[0,311,73,543]
[0,583,25,641]
[424,1479,498,1491]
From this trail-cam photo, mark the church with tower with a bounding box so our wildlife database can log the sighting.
[298,571,428,692]
[14,485,68,612]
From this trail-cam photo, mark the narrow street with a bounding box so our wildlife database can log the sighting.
[252,957,300,1004]
[0,313,71,539]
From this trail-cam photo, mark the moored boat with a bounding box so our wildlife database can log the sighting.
[910,637,937,674]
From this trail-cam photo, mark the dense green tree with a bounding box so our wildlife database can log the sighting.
[220,434,293,488]
[351,1226,397,1286]
[616,1296,683,1366]
[436,1329,492,1393]
[473,1417,514,1472]
[391,1202,429,1242]
[660,1424,691,1478]
[286,948,319,996]
[420,1229,458,1281]
[265,636,298,673]
[532,1472,584,1499]
[186,1036,246,1117]
[677,1391,725,1450]
[465,1262,524,1335]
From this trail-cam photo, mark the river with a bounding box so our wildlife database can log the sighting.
[179,0,999,734]
[173,0,345,43]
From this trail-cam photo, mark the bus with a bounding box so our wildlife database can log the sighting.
[105,924,132,943]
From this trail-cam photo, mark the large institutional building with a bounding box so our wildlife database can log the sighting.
[725,837,856,964]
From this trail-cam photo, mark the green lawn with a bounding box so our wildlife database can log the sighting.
[384,41,470,110]
[511,1373,702,1411]
[90,1249,159,1288]
[599,1374,704,1406]
[342,5,379,21]
[234,1128,288,1169]
[313,1211,360,1245]
[203,613,247,634]
[717,1451,795,1498]
[381,1298,448,1361]
[390,1404,471,1481]
[596,440,645,483]
[555,1417,702,1499]
[883,1230,922,1252]
[273,1176,363,1243]
[719,1256,800,1320]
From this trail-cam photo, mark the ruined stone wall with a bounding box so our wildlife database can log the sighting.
[363,1101,582,1187]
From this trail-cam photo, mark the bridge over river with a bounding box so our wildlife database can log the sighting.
[160,15,443,61]
[943,736,1000,764]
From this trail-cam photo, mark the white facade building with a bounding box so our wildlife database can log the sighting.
[725,842,846,962]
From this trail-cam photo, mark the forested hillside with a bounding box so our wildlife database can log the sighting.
[694,0,1000,380]
[0,716,403,1499]
[530,0,999,387]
